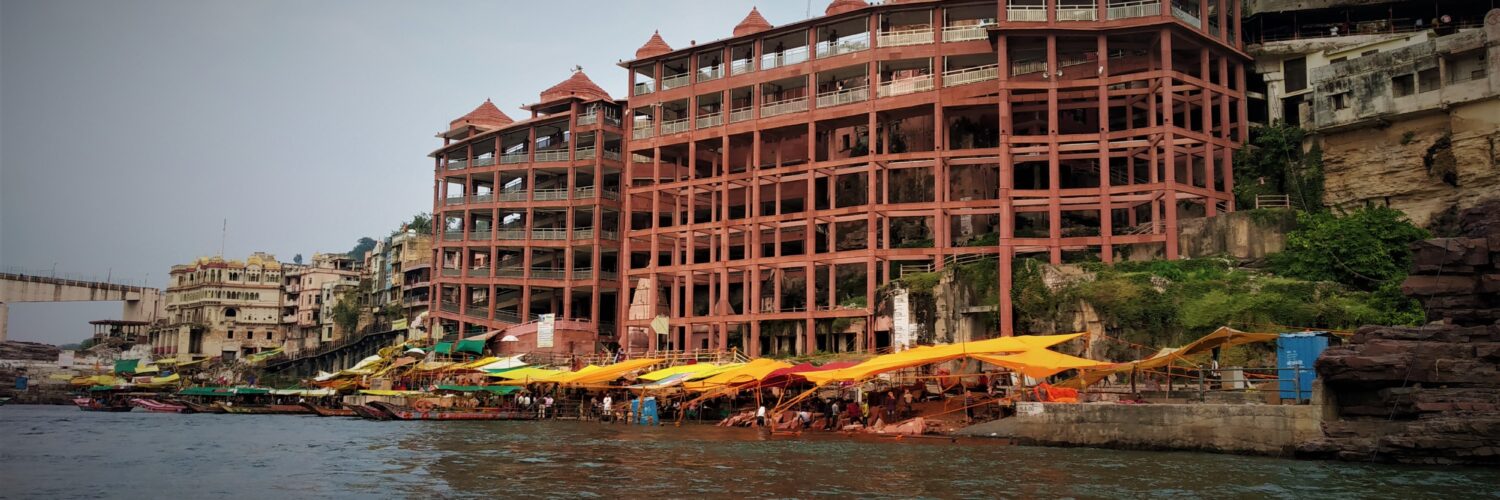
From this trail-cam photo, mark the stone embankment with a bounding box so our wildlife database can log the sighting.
[1303,200,1500,464]
[956,401,1323,456]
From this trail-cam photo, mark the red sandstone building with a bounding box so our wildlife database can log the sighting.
[434,0,1245,357]
[430,72,626,355]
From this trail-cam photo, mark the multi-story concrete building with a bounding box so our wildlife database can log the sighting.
[152,253,287,360]
[619,0,1246,356]
[430,73,626,354]
[1305,9,1500,225]
[365,229,433,331]
[281,253,360,353]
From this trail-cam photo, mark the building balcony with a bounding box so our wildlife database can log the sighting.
[441,268,460,277]
[572,268,593,280]
[440,302,459,313]
[466,268,489,278]
[730,59,754,76]
[661,73,690,90]
[572,227,594,240]
[1171,3,1201,28]
[471,193,493,203]
[444,196,465,206]
[696,113,723,129]
[816,37,869,58]
[1058,3,1099,21]
[469,230,491,241]
[816,86,868,108]
[495,309,521,324]
[761,97,808,118]
[577,113,597,126]
[472,157,497,167]
[944,65,999,87]
[660,118,691,135]
[501,153,529,164]
[761,47,809,70]
[533,188,569,201]
[633,81,654,96]
[879,75,933,98]
[698,65,723,82]
[465,307,489,319]
[575,146,596,160]
[602,150,621,162]
[1108,0,1160,19]
[1007,5,1047,22]
[498,229,526,240]
[530,268,566,280]
[497,267,524,278]
[446,160,468,171]
[443,230,463,241]
[942,23,994,42]
[878,28,934,48]
[632,124,654,140]
[534,149,568,163]
[729,107,753,123]
[498,190,526,202]
[531,228,568,240]
[1012,60,1048,77]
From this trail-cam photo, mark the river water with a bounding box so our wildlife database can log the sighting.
[2,405,1496,499]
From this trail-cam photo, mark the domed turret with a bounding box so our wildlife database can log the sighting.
[539,70,612,103]
[825,0,867,16]
[733,7,773,37]
[635,30,673,59]
[448,99,513,130]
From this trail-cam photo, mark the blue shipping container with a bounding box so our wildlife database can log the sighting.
[1277,332,1330,401]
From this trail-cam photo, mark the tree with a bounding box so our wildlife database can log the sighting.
[1270,206,1430,291]
[1233,122,1324,210]
[405,213,432,235]
[349,237,376,260]
[292,253,303,265]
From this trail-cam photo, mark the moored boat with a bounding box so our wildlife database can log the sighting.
[215,403,313,415]
[181,400,226,414]
[0,397,11,406]
[368,401,536,421]
[130,398,190,413]
[301,402,357,417]
[74,397,133,412]
[349,404,394,421]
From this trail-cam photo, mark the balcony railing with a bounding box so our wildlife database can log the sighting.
[441,268,460,277]
[761,96,808,117]
[660,117,691,135]
[500,153,529,164]
[760,46,808,70]
[575,146,596,160]
[632,124,654,140]
[1171,3,1202,28]
[698,65,724,82]
[878,28,934,47]
[444,196,465,206]
[1108,0,1160,19]
[577,113,597,126]
[471,193,493,204]
[573,268,593,280]
[1012,60,1048,76]
[600,230,620,241]
[446,160,468,170]
[443,231,463,241]
[572,228,594,240]
[465,307,488,318]
[944,64,999,87]
[440,302,459,313]
[498,229,526,240]
[534,149,568,163]
[497,267,524,278]
[602,150,622,162]
[473,157,496,167]
[633,81,654,96]
[499,190,526,202]
[466,268,489,278]
[1058,4,1099,21]
[531,228,568,240]
[530,268,566,280]
[942,22,994,42]
[533,188,569,201]
[816,35,870,58]
[574,186,595,199]
[879,75,933,98]
[1007,5,1047,22]
[729,107,754,123]
[661,73,690,90]
[730,59,754,76]
[600,270,619,281]
[697,113,723,129]
[469,230,491,241]
[816,86,868,108]
[495,310,521,324]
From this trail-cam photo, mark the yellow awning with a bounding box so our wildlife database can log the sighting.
[554,358,664,386]
[138,373,181,387]
[800,333,1084,385]
[638,363,720,382]
[1059,327,1279,388]
[487,366,569,381]
[971,349,1114,380]
[414,361,455,372]
[683,359,794,391]
[454,356,502,371]
[134,364,160,375]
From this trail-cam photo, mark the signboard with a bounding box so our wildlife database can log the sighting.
[1016,401,1045,417]
[537,313,556,349]
[891,289,913,351]
[391,318,408,331]
[58,350,75,368]
[650,315,669,335]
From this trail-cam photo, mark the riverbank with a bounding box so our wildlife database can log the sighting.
[4,405,1496,499]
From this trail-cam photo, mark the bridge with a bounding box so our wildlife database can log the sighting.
[0,272,165,342]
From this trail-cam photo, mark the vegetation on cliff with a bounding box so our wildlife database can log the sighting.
[1233,122,1324,210]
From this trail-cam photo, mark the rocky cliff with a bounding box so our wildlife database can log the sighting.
[1305,200,1500,464]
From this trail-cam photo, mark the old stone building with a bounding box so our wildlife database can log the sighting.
[152,253,287,361]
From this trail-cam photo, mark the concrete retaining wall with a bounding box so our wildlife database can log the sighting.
[955,402,1324,456]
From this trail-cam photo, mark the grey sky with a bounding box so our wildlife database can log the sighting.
[1,0,812,344]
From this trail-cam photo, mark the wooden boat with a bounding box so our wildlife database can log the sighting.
[301,402,357,417]
[74,397,133,412]
[0,397,11,406]
[181,400,226,414]
[349,404,394,421]
[368,401,537,421]
[130,398,190,413]
[215,403,313,415]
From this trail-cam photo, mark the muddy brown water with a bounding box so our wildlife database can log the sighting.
[2,405,1497,499]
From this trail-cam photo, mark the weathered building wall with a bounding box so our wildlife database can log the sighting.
[956,401,1326,456]
[1176,210,1298,261]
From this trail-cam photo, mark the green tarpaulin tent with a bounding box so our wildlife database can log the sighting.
[113,359,140,375]
[435,385,519,395]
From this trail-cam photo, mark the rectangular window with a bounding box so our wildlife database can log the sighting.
[1284,57,1307,92]
[1418,68,1441,93]
[227,330,234,339]
[1392,74,1415,97]
[1331,92,1350,110]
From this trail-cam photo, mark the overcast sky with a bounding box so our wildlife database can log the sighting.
[1,0,815,344]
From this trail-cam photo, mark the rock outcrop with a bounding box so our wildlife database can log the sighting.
[1304,200,1500,464]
